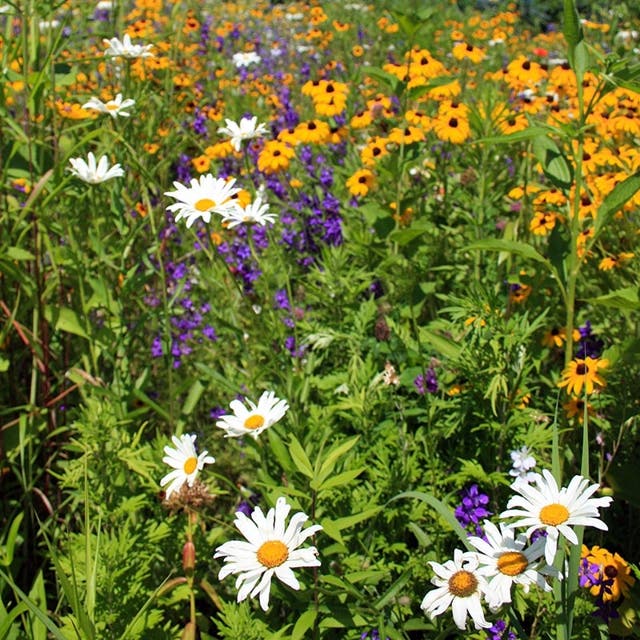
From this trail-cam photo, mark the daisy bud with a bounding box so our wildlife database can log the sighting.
[182,540,196,573]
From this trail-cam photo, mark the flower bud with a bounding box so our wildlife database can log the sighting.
[182,540,196,573]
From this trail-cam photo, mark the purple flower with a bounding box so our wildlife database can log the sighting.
[414,367,438,394]
[454,484,492,536]
[151,336,163,358]
[486,619,517,640]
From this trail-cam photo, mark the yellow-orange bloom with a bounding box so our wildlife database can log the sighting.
[557,357,608,396]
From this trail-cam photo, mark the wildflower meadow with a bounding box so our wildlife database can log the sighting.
[2,0,640,637]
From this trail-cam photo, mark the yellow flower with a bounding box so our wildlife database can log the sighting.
[542,326,566,348]
[558,357,608,396]
[346,169,375,197]
[257,141,295,174]
[563,397,593,423]
[530,211,558,236]
[581,545,635,602]
[432,115,470,144]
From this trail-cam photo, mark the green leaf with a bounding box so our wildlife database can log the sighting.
[291,609,317,640]
[595,171,640,237]
[0,513,24,567]
[474,126,549,146]
[418,328,462,360]
[45,306,89,339]
[388,226,429,246]
[0,569,68,640]
[181,379,204,416]
[374,568,413,610]
[388,491,472,549]
[315,468,364,492]
[318,436,359,478]
[0,601,29,639]
[288,435,313,478]
[563,0,583,69]
[267,428,294,473]
[532,134,572,190]
[5,247,35,261]
[584,288,639,311]
[329,506,381,532]
[465,239,551,266]
[362,66,402,94]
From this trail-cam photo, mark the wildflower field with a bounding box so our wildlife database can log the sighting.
[2,0,640,637]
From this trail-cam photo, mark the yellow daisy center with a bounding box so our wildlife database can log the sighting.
[194,198,216,212]
[539,503,570,526]
[448,570,478,597]
[106,103,119,110]
[497,551,529,576]
[244,414,265,430]
[257,540,289,568]
[183,456,198,474]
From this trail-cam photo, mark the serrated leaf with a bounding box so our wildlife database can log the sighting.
[563,0,583,67]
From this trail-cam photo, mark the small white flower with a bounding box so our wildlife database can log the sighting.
[469,520,558,610]
[232,51,261,68]
[509,445,538,485]
[500,469,613,565]
[164,174,241,228]
[82,93,136,118]
[103,34,154,59]
[421,549,491,630]
[68,152,124,184]
[160,433,215,499]
[214,497,321,611]
[218,116,269,152]
[220,193,277,228]
[39,19,60,30]
[216,390,288,439]
[96,1,113,9]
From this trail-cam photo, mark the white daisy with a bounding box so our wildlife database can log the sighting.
[421,549,491,630]
[68,152,124,184]
[499,469,613,565]
[82,93,136,118]
[103,34,154,59]
[216,391,288,439]
[164,174,241,228]
[160,433,215,499]
[218,116,269,152]
[469,520,558,610]
[232,51,261,68]
[220,193,277,229]
[214,496,321,611]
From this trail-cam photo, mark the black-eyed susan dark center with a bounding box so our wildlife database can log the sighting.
[448,570,478,597]
[539,503,569,526]
[497,551,528,576]
[257,540,289,568]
